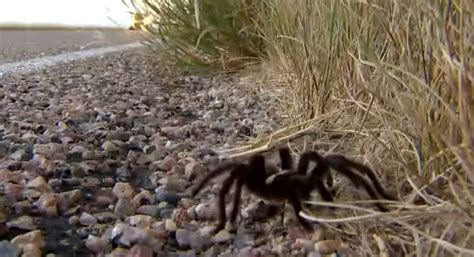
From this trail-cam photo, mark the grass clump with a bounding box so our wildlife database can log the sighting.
[253,0,474,256]
[128,0,265,73]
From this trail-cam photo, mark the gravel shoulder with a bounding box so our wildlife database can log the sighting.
[0,48,332,257]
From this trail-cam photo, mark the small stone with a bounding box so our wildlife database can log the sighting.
[165,219,177,232]
[211,230,232,244]
[155,188,182,206]
[10,149,27,161]
[184,161,205,181]
[195,203,216,220]
[85,235,107,253]
[0,169,12,182]
[26,176,50,193]
[0,240,21,257]
[21,243,42,257]
[96,196,113,206]
[103,177,115,187]
[127,215,153,229]
[61,189,82,205]
[114,199,135,217]
[116,165,131,179]
[292,239,314,253]
[81,150,95,160]
[11,230,45,250]
[314,240,348,255]
[131,190,155,208]
[175,229,192,248]
[95,212,118,223]
[113,182,135,200]
[69,216,80,225]
[109,247,129,257]
[158,156,177,171]
[107,131,131,142]
[102,141,119,153]
[136,205,160,216]
[6,216,36,231]
[48,178,61,188]
[34,193,61,217]
[79,212,97,226]
[128,244,153,257]
[306,252,323,257]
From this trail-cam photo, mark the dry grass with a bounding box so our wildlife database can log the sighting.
[135,0,473,255]
[238,0,473,256]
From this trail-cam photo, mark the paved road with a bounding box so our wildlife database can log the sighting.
[0,28,146,64]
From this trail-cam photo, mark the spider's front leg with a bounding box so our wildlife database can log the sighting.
[288,191,314,231]
[296,151,335,201]
[191,160,239,196]
[299,151,334,186]
[213,170,238,234]
[229,178,244,226]
[278,147,294,170]
[324,155,397,211]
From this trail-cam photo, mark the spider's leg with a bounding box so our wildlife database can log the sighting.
[191,160,239,196]
[214,169,238,233]
[288,191,314,230]
[296,151,320,175]
[297,151,335,195]
[230,177,244,224]
[331,155,397,201]
[278,146,294,170]
[314,179,334,202]
[324,155,394,211]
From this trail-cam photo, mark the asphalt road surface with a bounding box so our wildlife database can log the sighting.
[0,28,145,64]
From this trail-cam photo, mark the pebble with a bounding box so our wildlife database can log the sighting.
[79,212,98,226]
[211,230,233,244]
[165,219,177,232]
[11,230,45,251]
[158,156,178,171]
[127,215,154,229]
[314,240,348,255]
[6,216,36,231]
[0,241,21,257]
[184,161,205,181]
[128,244,154,257]
[114,199,136,217]
[195,203,216,220]
[113,182,135,200]
[85,235,107,253]
[26,176,50,193]
[136,205,160,216]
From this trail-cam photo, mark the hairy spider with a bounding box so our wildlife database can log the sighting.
[191,147,397,233]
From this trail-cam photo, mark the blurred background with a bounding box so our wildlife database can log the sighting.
[0,0,134,28]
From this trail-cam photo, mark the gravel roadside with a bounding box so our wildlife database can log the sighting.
[0,48,329,257]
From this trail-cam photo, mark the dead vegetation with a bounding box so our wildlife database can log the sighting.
[131,0,473,255]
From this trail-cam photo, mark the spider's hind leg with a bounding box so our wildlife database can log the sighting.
[324,154,397,211]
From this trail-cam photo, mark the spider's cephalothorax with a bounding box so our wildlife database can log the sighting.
[191,147,397,233]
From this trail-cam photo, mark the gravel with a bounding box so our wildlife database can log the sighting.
[0,47,345,256]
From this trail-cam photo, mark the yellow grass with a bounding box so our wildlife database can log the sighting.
[245,0,474,255]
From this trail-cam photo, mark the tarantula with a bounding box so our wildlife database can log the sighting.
[191,147,397,233]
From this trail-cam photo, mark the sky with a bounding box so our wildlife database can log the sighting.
[0,0,135,27]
